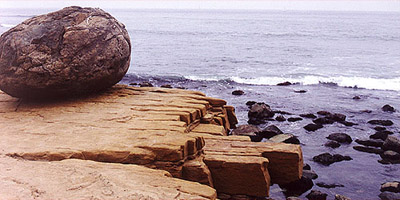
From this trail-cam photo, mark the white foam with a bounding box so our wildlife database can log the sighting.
[0,24,16,28]
[230,76,400,91]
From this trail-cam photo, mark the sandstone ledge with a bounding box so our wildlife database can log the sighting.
[0,85,303,198]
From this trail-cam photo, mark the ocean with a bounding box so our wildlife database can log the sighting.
[1,6,400,199]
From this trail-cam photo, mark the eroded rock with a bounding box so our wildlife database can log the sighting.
[0,6,131,98]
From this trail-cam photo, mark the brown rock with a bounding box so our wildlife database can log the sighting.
[231,124,261,137]
[0,6,131,98]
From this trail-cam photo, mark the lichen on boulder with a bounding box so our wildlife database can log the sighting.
[0,6,131,98]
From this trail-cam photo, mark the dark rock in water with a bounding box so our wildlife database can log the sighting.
[232,90,244,96]
[306,190,328,200]
[316,182,344,188]
[317,111,331,116]
[353,96,361,100]
[300,113,317,119]
[231,124,261,137]
[294,90,307,93]
[362,110,373,113]
[368,120,394,126]
[327,133,352,144]
[249,135,263,142]
[330,113,347,122]
[370,131,392,140]
[379,191,400,200]
[276,115,286,122]
[0,6,131,98]
[382,104,396,112]
[380,181,400,193]
[313,117,335,125]
[304,123,323,132]
[303,163,311,170]
[374,126,387,131]
[248,103,275,125]
[313,153,352,166]
[274,110,293,115]
[277,81,292,86]
[380,150,400,161]
[353,146,384,154]
[269,134,300,144]
[140,82,153,87]
[325,140,341,149]
[246,101,257,107]
[160,84,172,88]
[339,121,357,126]
[303,170,318,180]
[335,194,351,200]
[175,86,186,89]
[355,139,384,147]
[288,117,303,122]
[280,176,314,196]
[382,136,400,153]
[129,82,138,86]
[259,125,283,139]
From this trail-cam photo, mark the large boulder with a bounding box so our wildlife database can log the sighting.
[0,6,131,98]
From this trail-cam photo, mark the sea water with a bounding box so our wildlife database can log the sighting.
[1,7,400,199]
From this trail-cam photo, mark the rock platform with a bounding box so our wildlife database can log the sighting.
[0,85,303,199]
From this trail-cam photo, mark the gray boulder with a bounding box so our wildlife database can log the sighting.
[0,6,131,98]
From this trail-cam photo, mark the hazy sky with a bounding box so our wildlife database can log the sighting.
[0,0,400,12]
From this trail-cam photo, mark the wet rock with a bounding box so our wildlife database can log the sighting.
[300,113,317,119]
[277,81,292,86]
[258,125,283,139]
[353,146,384,154]
[231,124,261,137]
[316,182,344,188]
[303,170,318,180]
[304,123,323,132]
[0,6,131,98]
[380,181,400,193]
[248,103,275,125]
[288,117,303,122]
[355,139,384,148]
[335,194,351,200]
[327,133,352,144]
[280,176,314,196]
[368,120,394,126]
[232,90,244,96]
[303,163,311,170]
[269,134,300,144]
[313,153,352,166]
[374,126,387,131]
[362,110,373,113]
[249,135,263,142]
[382,105,395,112]
[339,121,358,127]
[313,117,335,125]
[294,90,307,93]
[380,150,400,161]
[246,101,256,107]
[140,82,153,87]
[382,136,400,153]
[306,190,328,200]
[379,191,400,200]
[325,140,341,149]
[370,131,392,140]
[317,111,331,116]
[330,113,347,122]
[276,115,286,122]
[353,96,361,100]
[160,84,172,88]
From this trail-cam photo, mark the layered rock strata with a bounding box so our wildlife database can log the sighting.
[0,85,303,198]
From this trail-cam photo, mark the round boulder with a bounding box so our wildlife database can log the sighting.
[0,6,131,98]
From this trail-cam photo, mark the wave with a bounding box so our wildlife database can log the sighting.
[0,24,16,28]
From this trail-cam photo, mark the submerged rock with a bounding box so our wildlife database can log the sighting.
[325,140,341,149]
[232,90,244,96]
[313,153,352,166]
[374,126,387,131]
[327,133,352,144]
[300,113,317,119]
[306,190,328,200]
[316,182,344,188]
[0,6,131,98]
[368,120,394,126]
[304,123,323,132]
[313,117,335,125]
[353,146,384,154]
[277,81,292,86]
[288,117,303,122]
[382,104,395,112]
[355,139,384,148]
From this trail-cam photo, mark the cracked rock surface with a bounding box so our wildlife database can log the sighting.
[0,6,131,98]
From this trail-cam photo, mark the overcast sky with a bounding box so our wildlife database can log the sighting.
[0,0,399,12]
